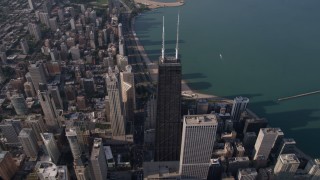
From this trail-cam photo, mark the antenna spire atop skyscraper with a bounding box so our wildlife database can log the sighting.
[175,12,180,60]
[162,16,165,59]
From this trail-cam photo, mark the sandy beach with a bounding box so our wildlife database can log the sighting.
[134,0,184,9]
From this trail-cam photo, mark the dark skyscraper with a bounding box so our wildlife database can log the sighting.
[155,16,182,161]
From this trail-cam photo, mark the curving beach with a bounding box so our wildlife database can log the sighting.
[134,0,184,9]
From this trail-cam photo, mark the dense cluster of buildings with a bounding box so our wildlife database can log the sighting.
[0,0,319,179]
[0,0,136,179]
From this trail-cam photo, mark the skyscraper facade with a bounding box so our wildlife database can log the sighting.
[11,94,29,115]
[41,133,60,164]
[28,0,34,10]
[39,12,50,27]
[106,72,126,138]
[90,138,108,180]
[18,128,39,158]
[0,151,19,180]
[28,61,47,92]
[155,56,182,161]
[305,159,320,179]
[28,23,42,41]
[274,154,300,179]
[231,96,249,122]
[0,119,22,145]
[66,127,82,159]
[120,65,135,123]
[155,16,182,161]
[48,85,63,109]
[20,38,29,54]
[179,114,218,179]
[25,114,47,142]
[253,128,283,160]
[38,84,59,130]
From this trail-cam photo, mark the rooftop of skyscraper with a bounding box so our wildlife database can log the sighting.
[19,128,32,137]
[279,154,300,164]
[184,114,218,125]
[262,128,283,135]
[91,138,102,160]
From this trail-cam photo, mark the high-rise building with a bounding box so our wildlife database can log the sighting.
[253,128,283,160]
[274,154,300,179]
[231,96,249,122]
[145,94,157,130]
[74,158,90,180]
[38,84,60,130]
[18,128,39,158]
[0,151,19,180]
[105,96,111,122]
[64,82,76,102]
[25,114,47,142]
[20,38,29,54]
[83,78,95,96]
[237,168,258,180]
[196,99,209,114]
[243,118,268,135]
[28,0,34,10]
[66,127,82,159]
[179,114,218,179]
[57,8,64,22]
[76,96,87,110]
[120,65,135,123]
[39,12,50,27]
[48,85,63,109]
[70,45,80,60]
[11,93,29,115]
[46,61,61,75]
[0,119,21,145]
[28,61,47,92]
[228,157,251,175]
[35,161,68,179]
[24,81,36,97]
[49,17,58,31]
[90,138,108,180]
[41,133,60,164]
[0,51,7,64]
[70,18,75,30]
[243,132,257,150]
[305,159,320,180]
[103,29,108,45]
[28,23,42,41]
[155,17,182,161]
[106,72,126,138]
[276,138,296,157]
[119,37,125,56]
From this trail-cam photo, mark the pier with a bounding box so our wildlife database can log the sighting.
[277,90,320,101]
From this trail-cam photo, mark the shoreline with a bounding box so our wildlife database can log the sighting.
[132,13,232,103]
[134,0,184,9]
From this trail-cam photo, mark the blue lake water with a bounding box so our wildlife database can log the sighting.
[135,0,320,157]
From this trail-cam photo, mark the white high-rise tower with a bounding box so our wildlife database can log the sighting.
[179,114,218,179]
[253,128,283,160]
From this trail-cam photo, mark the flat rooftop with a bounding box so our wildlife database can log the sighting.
[143,161,180,179]
[280,154,300,164]
[261,128,283,135]
[91,138,102,160]
[239,168,258,176]
[184,114,218,125]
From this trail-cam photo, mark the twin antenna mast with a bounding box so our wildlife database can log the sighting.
[162,12,180,60]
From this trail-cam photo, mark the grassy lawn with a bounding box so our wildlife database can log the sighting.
[96,0,108,4]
